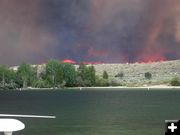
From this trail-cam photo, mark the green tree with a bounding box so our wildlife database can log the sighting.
[77,63,87,80]
[0,65,17,89]
[77,64,96,87]
[6,69,17,89]
[17,63,36,88]
[45,60,63,88]
[0,65,9,87]
[103,71,108,79]
[87,66,96,86]
[61,63,77,87]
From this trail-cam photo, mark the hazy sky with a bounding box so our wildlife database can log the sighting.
[0,0,180,65]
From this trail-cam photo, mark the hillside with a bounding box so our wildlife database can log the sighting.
[93,60,180,86]
[10,60,180,87]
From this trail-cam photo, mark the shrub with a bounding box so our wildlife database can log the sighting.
[109,79,122,86]
[145,72,152,79]
[58,80,66,89]
[170,77,180,86]
[0,82,17,90]
[33,80,51,88]
[76,76,90,87]
[96,76,109,86]
[115,72,124,78]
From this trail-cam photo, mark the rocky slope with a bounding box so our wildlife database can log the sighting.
[94,60,180,86]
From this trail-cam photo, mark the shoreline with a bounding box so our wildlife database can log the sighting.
[16,85,180,91]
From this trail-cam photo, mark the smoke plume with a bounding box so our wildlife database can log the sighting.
[0,0,180,65]
[0,0,57,65]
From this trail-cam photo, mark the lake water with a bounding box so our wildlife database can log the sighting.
[0,89,180,135]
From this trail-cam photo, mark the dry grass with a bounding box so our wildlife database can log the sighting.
[93,60,180,86]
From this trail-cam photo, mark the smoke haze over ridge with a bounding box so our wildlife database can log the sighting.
[0,0,180,65]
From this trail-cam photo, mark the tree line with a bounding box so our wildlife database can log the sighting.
[0,60,110,89]
[2,59,178,89]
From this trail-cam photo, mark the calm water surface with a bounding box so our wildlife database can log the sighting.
[0,89,180,135]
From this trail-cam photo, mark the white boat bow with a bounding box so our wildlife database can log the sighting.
[0,119,25,135]
[0,114,56,135]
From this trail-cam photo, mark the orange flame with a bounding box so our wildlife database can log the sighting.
[63,59,76,64]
